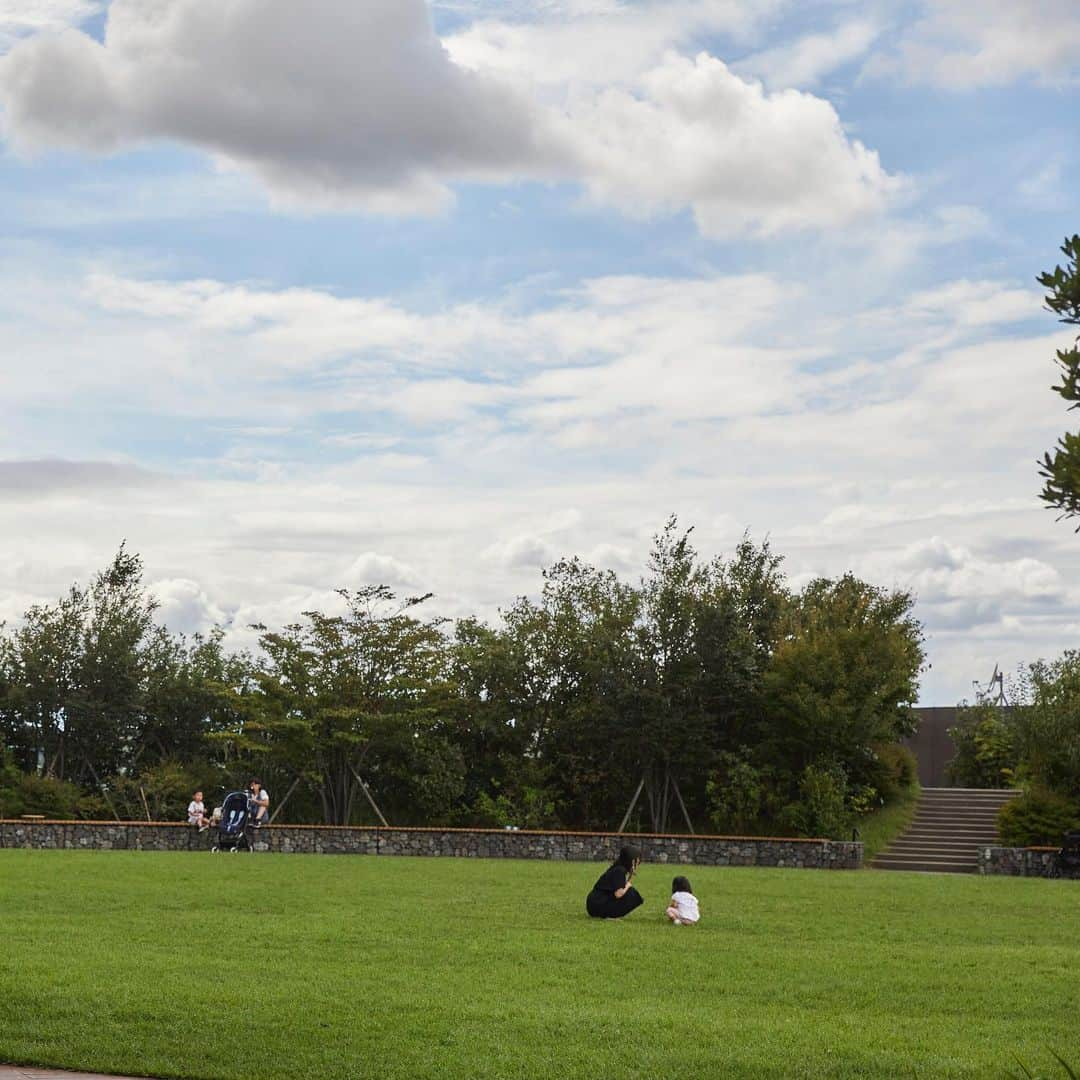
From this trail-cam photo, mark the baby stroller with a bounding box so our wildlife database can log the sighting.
[1054,831,1080,879]
[210,791,253,853]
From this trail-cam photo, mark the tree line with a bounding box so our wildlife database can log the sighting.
[0,520,924,837]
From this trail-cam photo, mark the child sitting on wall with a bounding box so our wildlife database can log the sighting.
[187,791,211,832]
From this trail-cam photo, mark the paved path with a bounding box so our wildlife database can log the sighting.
[0,1068,149,1079]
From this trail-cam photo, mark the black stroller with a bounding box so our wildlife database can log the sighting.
[210,791,254,853]
[1054,831,1080,879]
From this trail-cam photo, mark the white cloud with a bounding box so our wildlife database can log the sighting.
[2,249,1078,704]
[0,0,98,51]
[483,534,558,570]
[345,552,421,588]
[865,537,1062,613]
[734,19,880,89]
[568,52,900,236]
[876,0,1080,88]
[0,0,559,214]
[0,458,161,496]
[445,0,777,89]
[150,577,228,636]
[0,0,899,235]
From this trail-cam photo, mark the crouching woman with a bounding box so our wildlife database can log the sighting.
[586,845,644,919]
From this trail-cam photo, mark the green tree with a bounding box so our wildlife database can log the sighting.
[245,586,459,825]
[0,546,157,786]
[500,556,643,829]
[1038,234,1080,521]
[760,574,924,809]
[632,521,784,831]
[445,617,555,828]
[1011,652,1080,799]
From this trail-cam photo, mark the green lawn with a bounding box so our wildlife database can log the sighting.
[0,852,1077,1079]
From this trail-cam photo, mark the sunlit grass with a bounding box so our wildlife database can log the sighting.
[0,851,1076,1079]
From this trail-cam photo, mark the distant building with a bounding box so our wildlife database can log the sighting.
[905,707,961,787]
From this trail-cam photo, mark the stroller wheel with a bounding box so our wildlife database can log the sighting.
[211,846,219,853]
[230,846,239,854]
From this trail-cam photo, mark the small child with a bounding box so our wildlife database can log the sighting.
[187,791,211,832]
[665,875,700,925]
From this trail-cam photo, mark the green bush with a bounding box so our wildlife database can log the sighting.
[466,785,556,830]
[0,770,86,819]
[110,761,210,822]
[998,789,1080,847]
[778,762,850,839]
[707,749,770,834]
[947,705,1018,788]
[871,742,917,800]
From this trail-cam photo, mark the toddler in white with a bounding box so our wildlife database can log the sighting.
[665,875,700,925]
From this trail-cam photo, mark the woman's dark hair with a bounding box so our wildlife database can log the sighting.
[672,875,693,895]
[616,845,641,871]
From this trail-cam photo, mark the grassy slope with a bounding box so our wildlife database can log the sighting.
[0,852,1077,1080]
[859,784,921,861]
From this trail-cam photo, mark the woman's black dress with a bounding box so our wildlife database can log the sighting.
[586,864,644,918]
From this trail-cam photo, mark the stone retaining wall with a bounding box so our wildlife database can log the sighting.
[977,845,1066,878]
[0,820,862,869]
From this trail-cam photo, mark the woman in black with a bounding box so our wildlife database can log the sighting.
[586,845,644,918]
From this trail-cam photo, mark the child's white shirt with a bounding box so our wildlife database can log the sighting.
[671,890,700,923]
[187,800,205,823]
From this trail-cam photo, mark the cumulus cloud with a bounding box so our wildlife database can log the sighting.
[445,0,778,89]
[881,536,1060,603]
[150,577,228,635]
[875,0,1080,88]
[345,552,421,588]
[483,534,557,570]
[569,52,900,235]
[0,0,558,213]
[0,0,899,234]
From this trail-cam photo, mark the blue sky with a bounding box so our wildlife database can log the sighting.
[0,0,1078,703]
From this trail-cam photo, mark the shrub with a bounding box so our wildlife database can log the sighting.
[947,705,1017,788]
[998,789,1080,847]
[467,786,556,830]
[110,761,209,822]
[778,762,850,839]
[707,749,770,834]
[872,742,917,800]
[0,770,85,819]
[853,742,917,806]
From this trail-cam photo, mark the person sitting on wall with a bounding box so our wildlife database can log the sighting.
[248,778,270,828]
[187,791,211,832]
[586,845,644,919]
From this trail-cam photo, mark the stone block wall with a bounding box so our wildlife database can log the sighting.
[0,819,862,869]
[977,845,1064,877]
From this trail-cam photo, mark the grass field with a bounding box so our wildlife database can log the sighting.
[0,852,1077,1079]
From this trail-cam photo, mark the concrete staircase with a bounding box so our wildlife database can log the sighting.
[872,787,1019,874]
